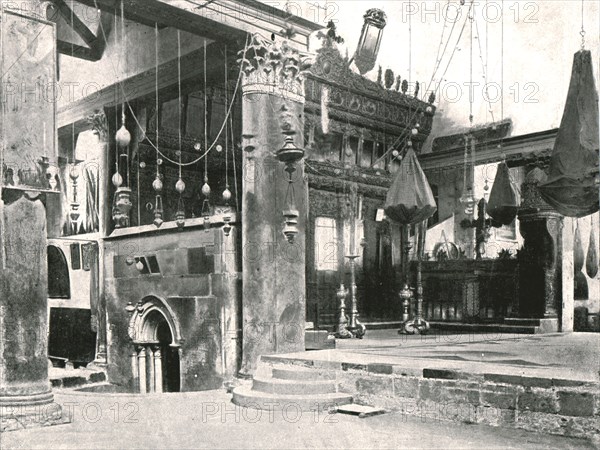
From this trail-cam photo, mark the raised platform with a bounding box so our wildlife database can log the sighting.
[49,366,107,389]
[259,330,600,440]
[363,318,560,334]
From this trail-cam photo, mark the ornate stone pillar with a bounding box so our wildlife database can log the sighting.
[239,35,312,375]
[147,346,155,394]
[88,110,109,367]
[137,347,147,394]
[517,168,563,332]
[130,350,139,393]
[153,346,163,394]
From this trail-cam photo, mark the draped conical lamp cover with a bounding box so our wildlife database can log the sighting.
[586,223,598,278]
[487,161,519,225]
[384,147,437,225]
[574,224,585,273]
[538,50,599,217]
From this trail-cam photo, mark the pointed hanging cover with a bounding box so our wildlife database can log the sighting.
[487,161,519,225]
[586,221,598,278]
[384,148,437,225]
[574,224,585,273]
[538,50,600,217]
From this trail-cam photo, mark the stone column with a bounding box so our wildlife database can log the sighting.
[517,168,564,332]
[239,35,312,375]
[153,346,163,394]
[0,2,65,430]
[130,350,139,393]
[137,347,147,394]
[147,346,155,393]
[88,110,110,367]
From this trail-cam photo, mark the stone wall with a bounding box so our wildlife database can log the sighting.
[103,222,240,391]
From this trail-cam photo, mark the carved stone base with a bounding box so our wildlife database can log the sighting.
[1,402,69,432]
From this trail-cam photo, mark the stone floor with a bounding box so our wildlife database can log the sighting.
[2,389,596,449]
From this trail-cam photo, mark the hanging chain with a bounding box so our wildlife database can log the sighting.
[204,38,208,184]
[224,44,229,191]
[177,30,182,180]
[580,0,586,50]
[155,23,160,176]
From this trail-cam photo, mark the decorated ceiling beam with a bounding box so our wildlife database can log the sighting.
[420,128,558,171]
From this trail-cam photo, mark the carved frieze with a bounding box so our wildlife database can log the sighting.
[307,46,435,135]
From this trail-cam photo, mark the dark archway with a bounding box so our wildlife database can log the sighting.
[157,319,180,393]
[47,245,70,298]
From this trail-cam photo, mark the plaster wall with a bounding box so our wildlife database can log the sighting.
[58,19,210,108]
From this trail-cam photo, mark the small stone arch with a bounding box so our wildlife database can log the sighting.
[128,296,183,346]
[128,296,182,393]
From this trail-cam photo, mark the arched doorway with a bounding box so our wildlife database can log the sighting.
[129,297,182,393]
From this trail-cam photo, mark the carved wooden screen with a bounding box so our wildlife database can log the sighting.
[1,10,57,190]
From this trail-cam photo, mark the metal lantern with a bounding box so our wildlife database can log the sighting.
[113,187,132,228]
[353,9,387,75]
[222,209,232,237]
[282,209,299,243]
[153,194,164,228]
[153,174,164,228]
[276,134,304,165]
[277,130,304,244]
[175,209,185,230]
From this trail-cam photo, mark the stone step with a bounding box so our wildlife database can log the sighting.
[503,318,542,326]
[232,385,352,412]
[428,321,538,334]
[252,377,337,395]
[271,366,337,382]
[49,367,107,389]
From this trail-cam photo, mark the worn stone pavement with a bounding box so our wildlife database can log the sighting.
[1,388,597,449]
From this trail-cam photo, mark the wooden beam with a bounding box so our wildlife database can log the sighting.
[55,0,97,48]
[57,40,100,61]
[57,42,227,128]
[75,0,320,48]
[90,11,114,57]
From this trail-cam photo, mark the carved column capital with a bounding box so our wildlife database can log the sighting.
[239,34,314,104]
[87,110,109,140]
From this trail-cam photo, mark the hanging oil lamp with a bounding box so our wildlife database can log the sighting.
[459,133,477,216]
[116,124,131,148]
[282,208,300,243]
[201,177,211,197]
[276,130,304,243]
[222,187,233,237]
[69,164,81,231]
[175,176,186,230]
[175,205,185,230]
[201,198,211,230]
[135,259,145,272]
[152,174,163,228]
[222,210,232,237]
[113,187,132,228]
